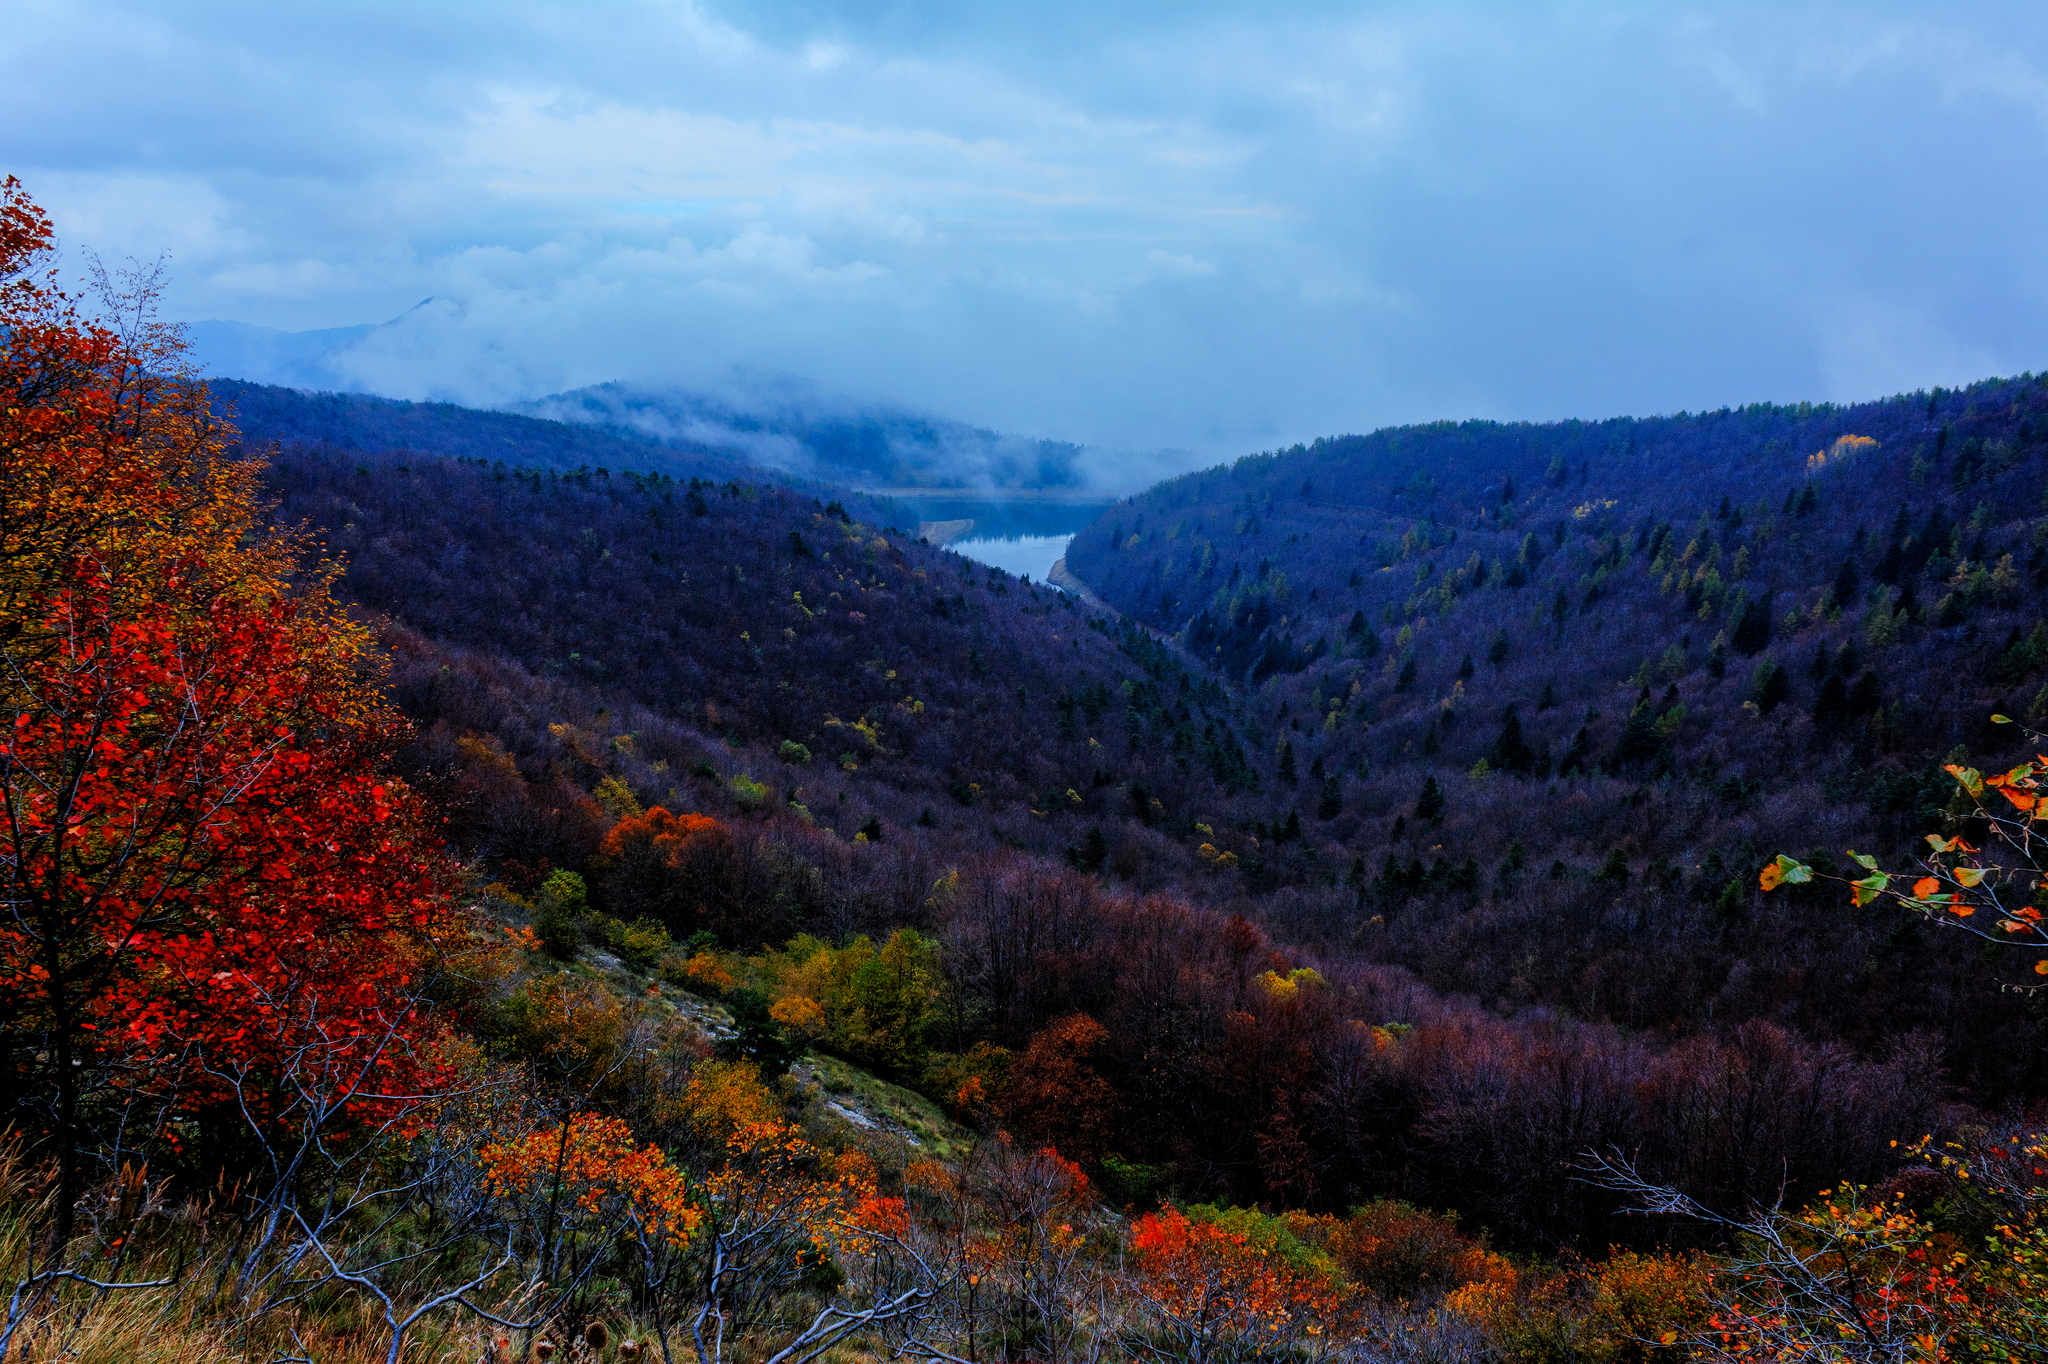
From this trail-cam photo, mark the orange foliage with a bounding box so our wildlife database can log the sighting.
[598,806,721,861]
[481,1112,702,1247]
[1445,1249,1705,1364]
[997,1013,1119,1162]
[1128,1206,1349,1362]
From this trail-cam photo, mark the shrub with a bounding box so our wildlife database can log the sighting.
[1328,1199,1492,1300]
[605,916,671,970]
[535,869,589,959]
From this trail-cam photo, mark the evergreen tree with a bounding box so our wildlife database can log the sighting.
[1732,594,1774,655]
[1613,702,1661,765]
[1414,774,1446,823]
[1491,703,1534,773]
[1831,555,1861,606]
[1277,739,1297,784]
[1596,849,1630,887]
[1813,673,1850,726]
[1751,659,1790,714]
[1317,773,1343,820]
[1457,653,1476,681]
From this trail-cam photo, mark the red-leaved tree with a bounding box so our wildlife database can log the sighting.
[0,176,460,1255]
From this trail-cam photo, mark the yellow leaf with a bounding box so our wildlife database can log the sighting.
[1760,863,1784,892]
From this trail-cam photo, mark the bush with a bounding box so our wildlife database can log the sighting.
[778,740,812,765]
[1328,1199,1491,1300]
[534,869,589,960]
[604,916,671,970]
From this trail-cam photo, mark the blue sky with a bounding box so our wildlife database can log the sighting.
[8,2,2048,462]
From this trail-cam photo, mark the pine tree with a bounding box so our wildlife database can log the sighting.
[1596,849,1630,886]
[1317,773,1343,820]
[1832,555,1861,606]
[1558,727,1594,776]
[1491,703,1534,773]
[1732,594,1774,655]
[1414,774,1446,823]
[1751,660,1790,713]
[1813,673,1850,726]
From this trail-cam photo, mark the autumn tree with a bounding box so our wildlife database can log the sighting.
[997,1013,1119,1163]
[0,179,459,1252]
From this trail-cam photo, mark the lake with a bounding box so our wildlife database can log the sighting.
[948,534,1075,585]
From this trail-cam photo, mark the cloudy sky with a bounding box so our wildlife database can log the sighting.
[8,2,2048,461]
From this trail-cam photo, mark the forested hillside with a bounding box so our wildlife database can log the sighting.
[260,446,1248,888]
[1065,385,2048,1094]
[216,379,752,478]
[243,438,1963,1258]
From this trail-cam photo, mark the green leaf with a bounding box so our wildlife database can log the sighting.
[1761,854,1812,892]
[1851,873,1889,907]
[1848,850,1880,872]
[1992,714,2013,725]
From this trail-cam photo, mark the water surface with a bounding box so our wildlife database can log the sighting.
[949,534,1074,584]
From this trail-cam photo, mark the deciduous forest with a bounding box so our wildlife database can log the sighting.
[3,176,2045,1363]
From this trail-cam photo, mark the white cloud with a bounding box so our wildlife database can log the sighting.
[8,1,2048,459]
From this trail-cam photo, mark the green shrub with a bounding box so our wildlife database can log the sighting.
[605,916,671,970]
[534,869,589,960]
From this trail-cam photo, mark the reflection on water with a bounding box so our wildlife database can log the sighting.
[949,534,1075,584]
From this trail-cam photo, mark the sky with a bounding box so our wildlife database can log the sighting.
[9,2,2048,465]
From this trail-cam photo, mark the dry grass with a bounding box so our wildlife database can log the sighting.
[0,1140,521,1364]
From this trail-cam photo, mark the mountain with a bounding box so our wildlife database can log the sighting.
[215,378,760,482]
[239,418,1982,1246]
[185,312,1176,500]
[1062,375,2048,1098]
